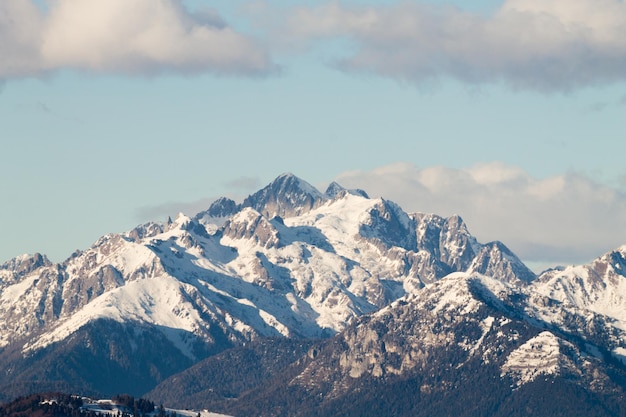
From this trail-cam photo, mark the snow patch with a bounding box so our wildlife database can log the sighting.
[501,331,562,386]
[79,398,231,417]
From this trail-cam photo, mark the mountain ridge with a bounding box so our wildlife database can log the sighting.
[1,173,624,415]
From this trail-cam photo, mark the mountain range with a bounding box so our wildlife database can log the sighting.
[1,173,625,416]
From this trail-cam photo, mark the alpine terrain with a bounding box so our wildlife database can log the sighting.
[1,173,625,416]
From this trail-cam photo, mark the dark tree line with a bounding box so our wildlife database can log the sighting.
[0,393,157,417]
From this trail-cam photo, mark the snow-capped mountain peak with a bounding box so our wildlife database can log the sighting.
[2,173,625,409]
[324,181,369,199]
[241,173,326,219]
[0,252,51,279]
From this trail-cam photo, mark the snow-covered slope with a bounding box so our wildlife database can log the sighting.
[4,173,624,408]
[0,174,535,362]
[532,246,626,322]
[166,270,626,416]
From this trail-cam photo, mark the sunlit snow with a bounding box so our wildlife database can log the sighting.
[501,331,562,386]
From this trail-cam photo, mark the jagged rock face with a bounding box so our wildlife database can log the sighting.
[414,213,447,256]
[0,253,51,280]
[324,181,347,199]
[359,199,416,251]
[469,241,536,284]
[5,172,624,408]
[222,208,282,249]
[156,273,626,416]
[60,233,168,316]
[195,199,240,233]
[0,264,64,347]
[60,265,125,315]
[532,245,626,329]
[412,213,480,278]
[205,197,239,218]
[0,175,539,357]
[242,173,326,218]
[324,181,369,199]
[438,215,479,271]
[125,222,165,242]
[295,276,491,390]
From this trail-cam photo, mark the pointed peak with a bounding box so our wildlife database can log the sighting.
[241,173,325,218]
[275,172,298,181]
[222,207,281,249]
[266,173,322,196]
[595,245,626,275]
[446,214,465,225]
[206,197,239,218]
[325,181,370,199]
[443,214,472,235]
[607,244,626,258]
[471,241,537,284]
[485,240,513,253]
[1,252,52,275]
[166,212,192,230]
[350,188,369,198]
[324,181,345,198]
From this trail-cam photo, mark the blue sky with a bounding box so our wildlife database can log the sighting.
[2,0,626,270]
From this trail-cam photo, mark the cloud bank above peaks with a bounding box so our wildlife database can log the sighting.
[4,0,626,90]
[334,162,626,268]
[0,0,274,79]
[276,0,626,91]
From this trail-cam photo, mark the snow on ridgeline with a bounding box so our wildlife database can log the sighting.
[22,274,207,358]
[532,245,626,324]
[4,172,622,376]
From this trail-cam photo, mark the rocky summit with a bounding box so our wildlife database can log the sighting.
[1,174,625,416]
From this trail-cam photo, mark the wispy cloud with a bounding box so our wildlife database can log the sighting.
[136,198,218,223]
[272,0,626,92]
[134,163,625,269]
[334,162,626,267]
[0,0,276,79]
[135,177,258,222]
[223,176,261,192]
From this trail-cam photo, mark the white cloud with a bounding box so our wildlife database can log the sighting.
[0,0,275,78]
[0,0,44,78]
[6,0,626,89]
[136,198,218,223]
[136,176,260,222]
[334,162,626,268]
[223,176,262,192]
[277,0,626,91]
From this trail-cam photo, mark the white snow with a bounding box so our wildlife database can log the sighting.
[428,272,481,316]
[475,316,494,349]
[78,398,231,417]
[8,175,626,397]
[531,259,626,346]
[23,274,205,358]
[501,331,562,385]
[0,273,39,305]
